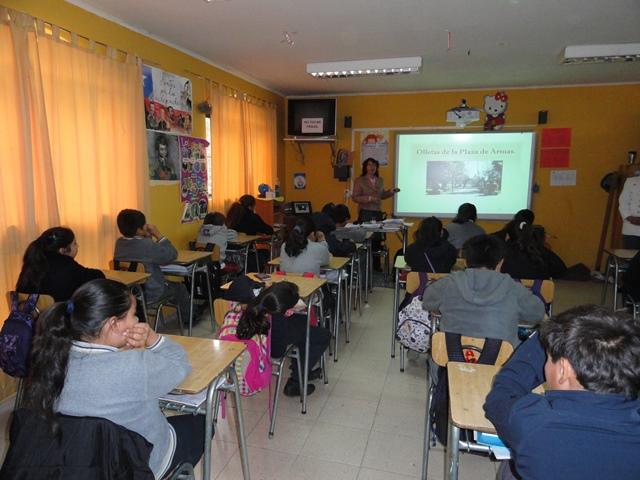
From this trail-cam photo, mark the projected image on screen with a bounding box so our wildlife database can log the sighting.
[426,160,503,196]
[395,132,535,220]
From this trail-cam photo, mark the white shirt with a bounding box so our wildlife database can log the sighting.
[618,177,640,236]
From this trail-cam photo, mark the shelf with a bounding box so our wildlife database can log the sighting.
[284,137,337,163]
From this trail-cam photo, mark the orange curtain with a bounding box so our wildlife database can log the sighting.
[0,8,148,317]
[209,82,277,214]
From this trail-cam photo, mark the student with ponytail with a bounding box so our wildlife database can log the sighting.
[280,216,330,275]
[225,280,330,397]
[16,227,104,302]
[501,220,566,279]
[23,279,203,478]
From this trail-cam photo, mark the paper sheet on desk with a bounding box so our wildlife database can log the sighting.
[160,390,207,407]
[161,265,190,275]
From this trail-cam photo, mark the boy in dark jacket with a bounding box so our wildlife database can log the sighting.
[484,305,640,480]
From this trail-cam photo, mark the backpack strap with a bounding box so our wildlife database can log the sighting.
[477,338,503,365]
[10,292,19,311]
[415,271,430,296]
[444,332,466,362]
[10,292,39,313]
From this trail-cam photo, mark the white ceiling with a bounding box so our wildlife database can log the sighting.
[69,0,640,96]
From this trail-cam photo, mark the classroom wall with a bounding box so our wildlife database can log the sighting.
[2,0,286,248]
[0,0,285,400]
[283,85,640,268]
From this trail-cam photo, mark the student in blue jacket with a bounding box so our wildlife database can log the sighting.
[484,305,640,480]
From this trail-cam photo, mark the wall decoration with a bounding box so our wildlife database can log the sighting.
[540,149,570,168]
[483,91,508,131]
[541,128,572,149]
[143,65,192,135]
[179,136,209,223]
[293,173,307,189]
[550,169,576,186]
[360,131,389,166]
[540,128,572,168]
[147,131,180,182]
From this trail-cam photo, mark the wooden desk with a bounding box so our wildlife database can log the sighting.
[444,362,544,480]
[162,335,250,480]
[164,251,214,336]
[233,233,264,244]
[601,248,638,310]
[174,250,213,265]
[102,269,150,286]
[267,255,349,271]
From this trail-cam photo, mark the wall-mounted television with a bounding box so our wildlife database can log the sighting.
[287,98,336,137]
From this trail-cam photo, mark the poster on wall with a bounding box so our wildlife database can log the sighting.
[143,65,192,135]
[360,130,389,166]
[147,131,180,183]
[293,173,307,189]
[179,136,210,224]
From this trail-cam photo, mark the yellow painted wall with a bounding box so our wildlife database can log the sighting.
[2,0,285,249]
[284,85,640,268]
[0,0,284,399]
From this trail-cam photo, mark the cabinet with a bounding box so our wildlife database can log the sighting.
[255,198,283,226]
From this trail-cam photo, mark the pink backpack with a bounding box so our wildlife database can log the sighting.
[218,302,272,396]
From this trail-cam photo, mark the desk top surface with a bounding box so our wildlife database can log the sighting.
[604,249,638,260]
[448,362,499,434]
[222,272,326,298]
[166,335,245,394]
[268,256,350,270]
[102,270,150,286]
[232,233,267,244]
[174,250,213,265]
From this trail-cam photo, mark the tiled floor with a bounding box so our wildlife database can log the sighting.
[0,279,603,479]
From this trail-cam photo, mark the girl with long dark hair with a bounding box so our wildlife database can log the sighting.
[501,221,566,279]
[404,217,457,272]
[23,279,203,478]
[280,216,330,275]
[16,227,104,301]
[445,203,485,250]
[225,195,273,235]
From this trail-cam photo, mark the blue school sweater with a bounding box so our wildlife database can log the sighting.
[484,333,640,480]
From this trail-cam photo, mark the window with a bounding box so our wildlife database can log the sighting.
[205,115,213,197]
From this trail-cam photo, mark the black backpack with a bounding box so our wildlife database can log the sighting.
[430,332,503,446]
[0,293,40,378]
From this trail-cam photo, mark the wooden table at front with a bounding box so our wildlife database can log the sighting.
[221,272,327,413]
[161,335,250,480]
[601,248,638,310]
[169,250,214,336]
[444,362,500,480]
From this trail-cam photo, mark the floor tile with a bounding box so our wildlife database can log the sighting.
[357,467,418,480]
[318,395,379,430]
[215,446,296,480]
[284,456,360,480]
[301,422,369,466]
[247,413,315,455]
[362,430,424,477]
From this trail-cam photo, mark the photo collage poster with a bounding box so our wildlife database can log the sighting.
[360,130,389,166]
[179,136,209,224]
[143,65,192,135]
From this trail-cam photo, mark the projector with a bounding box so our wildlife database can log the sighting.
[446,99,481,128]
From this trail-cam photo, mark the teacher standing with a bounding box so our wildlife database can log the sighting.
[352,157,400,270]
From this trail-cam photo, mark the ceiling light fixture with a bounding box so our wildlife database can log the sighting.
[307,57,422,78]
[561,43,640,64]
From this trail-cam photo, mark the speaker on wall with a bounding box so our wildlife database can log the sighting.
[538,110,548,124]
[344,116,352,128]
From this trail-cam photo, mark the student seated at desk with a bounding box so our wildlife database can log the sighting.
[500,220,566,280]
[484,305,640,480]
[197,212,238,270]
[445,203,485,250]
[422,234,545,347]
[280,217,330,276]
[403,216,457,273]
[114,209,190,323]
[226,195,274,236]
[226,279,330,397]
[16,227,104,302]
[492,208,535,242]
[21,279,203,478]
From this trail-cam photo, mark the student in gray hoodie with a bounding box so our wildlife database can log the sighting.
[422,234,545,346]
[197,212,238,268]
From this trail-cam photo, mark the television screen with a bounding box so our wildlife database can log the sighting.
[394,132,536,220]
[287,98,336,137]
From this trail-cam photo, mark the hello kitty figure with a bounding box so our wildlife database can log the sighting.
[483,91,508,131]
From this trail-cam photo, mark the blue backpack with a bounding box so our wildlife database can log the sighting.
[0,293,40,378]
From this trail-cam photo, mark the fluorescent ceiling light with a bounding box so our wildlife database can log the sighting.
[307,57,422,78]
[562,43,640,64]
